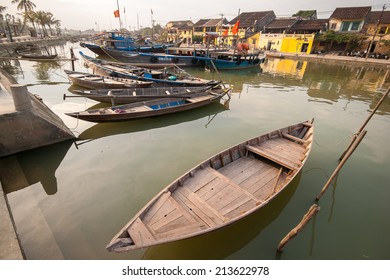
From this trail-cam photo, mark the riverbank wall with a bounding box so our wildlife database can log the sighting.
[279,52,390,69]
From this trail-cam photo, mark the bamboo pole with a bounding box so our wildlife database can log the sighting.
[277,204,320,252]
[339,87,389,160]
[316,130,367,201]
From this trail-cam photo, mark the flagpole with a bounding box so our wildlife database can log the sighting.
[116,0,122,30]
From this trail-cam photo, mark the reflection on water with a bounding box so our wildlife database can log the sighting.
[1,43,390,260]
[0,140,73,195]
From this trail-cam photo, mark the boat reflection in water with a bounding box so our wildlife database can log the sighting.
[0,140,73,195]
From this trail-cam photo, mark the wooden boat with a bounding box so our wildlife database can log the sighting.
[102,47,205,68]
[69,85,214,104]
[64,70,153,89]
[106,119,314,252]
[16,50,58,60]
[65,87,230,122]
[80,51,220,87]
[203,49,265,70]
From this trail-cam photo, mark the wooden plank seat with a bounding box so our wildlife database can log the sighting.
[246,143,301,171]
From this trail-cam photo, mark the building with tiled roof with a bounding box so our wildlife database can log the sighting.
[166,20,193,43]
[329,6,371,32]
[264,18,298,33]
[362,9,390,54]
[290,19,328,34]
[229,11,276,33]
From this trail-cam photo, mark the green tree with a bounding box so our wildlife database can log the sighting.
[11,0,36,32]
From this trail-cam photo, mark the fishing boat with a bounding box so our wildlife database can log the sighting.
[79,51,220,87]
[16,50,58,60]
[203,49,265,70]
[65,87,230,122]
[106,119,314,252]
[64,70,153,89]
[102,47,205,68]
[67,85,215,104]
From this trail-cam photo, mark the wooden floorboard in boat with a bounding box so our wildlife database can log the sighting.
[254,173,289,201]
[142,191,171,225]
[246,168,280,194]
[184,168,219,192]
[154,223,205,240]
[219,194,253,216]
[128,217,156,245]
[216,156,260,179]
[175,187,226,227]
[239,166,278,192]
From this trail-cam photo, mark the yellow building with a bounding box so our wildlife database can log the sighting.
[363,10,390,54]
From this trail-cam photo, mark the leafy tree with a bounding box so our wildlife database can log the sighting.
[11,0,36,32]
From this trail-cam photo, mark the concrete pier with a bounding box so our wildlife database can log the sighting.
[0,69,75,157]
[0,69,75,259]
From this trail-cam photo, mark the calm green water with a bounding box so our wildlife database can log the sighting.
[1,42,390,260]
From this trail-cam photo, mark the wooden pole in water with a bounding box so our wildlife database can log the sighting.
[316,130,367,201]
[339,87,389,161]
[70,47,75,71]
[277,204,320,252]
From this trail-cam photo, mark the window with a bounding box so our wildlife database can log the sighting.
[330,23,337,30]
[379,26,388,35]
[340,21,362,32]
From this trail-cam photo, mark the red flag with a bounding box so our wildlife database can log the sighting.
[114,10,120,18]
[232,20,240,35]
[222,28,228,36]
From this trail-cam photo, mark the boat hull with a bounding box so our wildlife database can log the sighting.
[106,119,314,252]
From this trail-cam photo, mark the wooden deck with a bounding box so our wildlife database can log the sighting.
[106,120,314,252]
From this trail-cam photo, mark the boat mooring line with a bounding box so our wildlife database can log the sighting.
[276,87,389,253]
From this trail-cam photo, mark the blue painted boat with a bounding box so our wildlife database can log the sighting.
[202,49,265,70]
[102,47,206,68]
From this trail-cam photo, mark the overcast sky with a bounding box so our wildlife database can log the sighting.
[4,0,388,31]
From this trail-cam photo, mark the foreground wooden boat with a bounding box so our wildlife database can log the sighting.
[66,87,230,122]
[64,70,153,89]
[106,119,314,252]
[79,51,220,87]
[69,85,214,104]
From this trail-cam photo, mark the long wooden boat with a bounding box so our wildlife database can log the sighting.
[65,87,230,122]
[64,70,153,89]
[80,51,220,87]
[102,47,205,68]
[69,85,214,104]
[106,119,314,252]
[16,50,58,60]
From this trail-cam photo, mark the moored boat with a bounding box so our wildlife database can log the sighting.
[102,47,205,68]
[105,119,314,252]
[64,70,153,89]
[79,51,220,87]
[68,85,214,104]
[66,86,230,122]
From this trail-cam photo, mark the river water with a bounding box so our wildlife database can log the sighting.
[1,42,389,260]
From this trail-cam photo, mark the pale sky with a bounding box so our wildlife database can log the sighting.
[3,0,388,31]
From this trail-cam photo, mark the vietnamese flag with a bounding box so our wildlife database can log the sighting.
[114,10,120,18]
[222,28,228,36]
[232,20,240,35]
